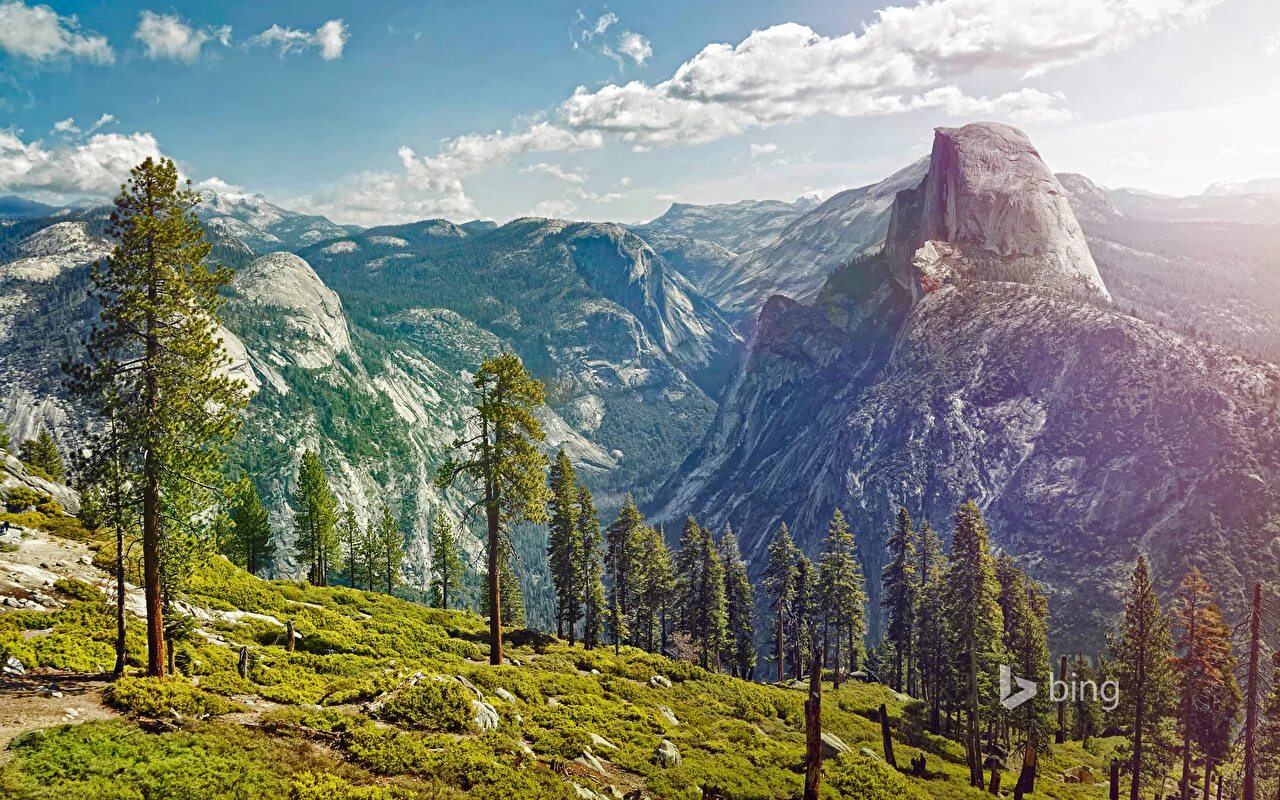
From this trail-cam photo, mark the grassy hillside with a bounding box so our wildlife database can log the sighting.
[0,520,1121,800]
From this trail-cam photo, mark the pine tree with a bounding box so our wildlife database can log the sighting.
[226,479,274,576]
[791,555,816,680]
[65,157,246,677]
[605,494,644,648]
[882,507,918,693]
[818,509,867,689]
[482,539,526,629]
[915,520,947,731]
[632,524,675,654]
[18,427,64,481]
[1258,652,1280,798]
[720,525,757,679]
[675,516,727,670]
[293,450,339,586]
[375,505,404,595]
[1070,654,1103,743]
[339,505,362,588]
[436,352,549,665]
[429,507,464,610]
[762,522,799,682]
[0,420,10,451]
[546,449,582,641]
[943,500,1005,788]
[360,519,379,591]
[1111,555,1178,800]
[1172,567,1240,800]
[995,554,1052,744]
[577,484,606,649]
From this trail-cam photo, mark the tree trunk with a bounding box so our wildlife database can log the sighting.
[1203,762,1212,800]
[879,703,896,768]
[486,495,502,666]
[113,515,127,677]
[1016,725,1039,796]
[989,768,1002,796]
[967,633,983,788]
[142,463,165,677]
[286,620,295,653]
[833,625,842,690]
[777,609,786,683]
[1058,654,1068,744]
[804,633,823,800]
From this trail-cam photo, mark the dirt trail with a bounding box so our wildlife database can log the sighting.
[0,673,118,757]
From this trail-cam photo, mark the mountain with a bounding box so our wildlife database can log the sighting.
[1058,172,1280,363]
[1204,176,1280,196]
[704,159,929,317]
[195,190,350,252]
[1104,186,1280,224]
[653,122,1280,652]
[636,196,818,253]
[0,196,58,220]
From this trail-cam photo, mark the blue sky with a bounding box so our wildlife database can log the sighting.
[2,0,1279,225]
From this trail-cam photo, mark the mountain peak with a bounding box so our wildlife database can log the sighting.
[885,122,1111,304]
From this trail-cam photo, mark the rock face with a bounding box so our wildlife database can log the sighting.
[885,123,1110,305]
[229,252,353,371]
[654,122,1280,652]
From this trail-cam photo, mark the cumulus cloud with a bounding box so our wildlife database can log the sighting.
[0,0,114,64]
[134,11,231,63]
[291,170,475,227]
[0,128,162,195]
[559,0,1220,146]
[616,31,652,66]
[192,176,244,194]
[251,19,348,60]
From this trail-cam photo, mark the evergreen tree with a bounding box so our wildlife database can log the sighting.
[1259,652,1280,798]
[1070,654,1103,743]
[226,479,274,576]
[915,520,947,731]
[632,524,675,654]
[1110,555,1178,800]
[994,553,1052,744]
[1172,568,1240,800]
[376,504,404,594]
[605,494,644,647]
[762,522,799,682]
[818,509,867,689]
[577,484,606,649]
[339,505,362,588]
[19,428,64,481]
[943,500,1005,788]
[65,157,246,676]
[0,420,9,451]
[675,516,727,670]
[293,450,339,586]
[482,540,526,629]
[429,507,464,610]
[882,507,918,693]
[720,525,757,679]
[360,519,379,591]
[546,449,582,641]
[791,555,816,680]
[436,352,549,665]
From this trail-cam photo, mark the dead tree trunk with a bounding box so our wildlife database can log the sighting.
[804,630,823,800]
[879,703,896,768]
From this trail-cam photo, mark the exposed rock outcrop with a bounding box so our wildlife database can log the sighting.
[885,123,1110,304]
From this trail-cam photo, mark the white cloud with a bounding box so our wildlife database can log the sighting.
[1265,32,1280,56]
[291,170,476,227]
[192,176,244,194]
[749,142,778,159]
[521,162,587,185]
[521,161,627,207]
[251,19,348,60]
[397,122,603,215]
[134,11,231,63]
[0,128,162,195]
[529,197,579,219]
[49,113,115,139]
[0,1,114,64]
[52,117,78,135]
[559,0,1220,147]
[617,31,652,66]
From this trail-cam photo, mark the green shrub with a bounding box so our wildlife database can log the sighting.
[288,772,417,800]
[54,577,104,603]
[827,754,933,800]
[104,676,243,717]
[381,680,474,732]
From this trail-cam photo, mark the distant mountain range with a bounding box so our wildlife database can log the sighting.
[3,147,1279,647]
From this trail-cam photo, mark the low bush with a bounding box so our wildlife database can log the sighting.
[54,577,104,603]
[104,676,243,717]
[381,680,474,732]
[826,754,933,799]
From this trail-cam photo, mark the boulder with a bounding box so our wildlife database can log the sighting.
[472,700,499,730]
[858,747,883,762]
[657,704,680,725]
[577,747,607,773]
[820,733,852,759]
[653,738,682,767]
[1063,765,1097,785]
[589,733,618,750]
[649,675,672,689]
[494,687,517,704]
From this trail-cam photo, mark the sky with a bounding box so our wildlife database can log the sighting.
[1,0,1279,226]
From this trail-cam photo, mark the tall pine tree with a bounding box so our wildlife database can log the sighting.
[339,505,362,588]
[429,507,464,610]
[18,427,64,481]
[762,522,799,682]
[943,501,1005,788]
[720,525,757,679]
[605,495,644,649]
[66,157,246,676]
[375,505,404,594]
[994,553,1051,745]
[546,449,582,641]
[882,507,918,693]
[1111,555,1177,800]
[293,450,339,586]
[675,516,727,670]
[436,352,549,665]
[577,484,606,649]
[631,524,675,654]
[818,509,867,689]
[226,479,274,577]
[915,519,947,731]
